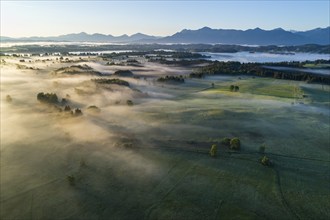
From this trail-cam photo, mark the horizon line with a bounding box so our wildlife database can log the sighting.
[1,26,329,39]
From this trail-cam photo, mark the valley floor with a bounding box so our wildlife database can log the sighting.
[1,55,329,219]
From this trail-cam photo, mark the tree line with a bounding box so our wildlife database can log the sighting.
[190,60,330,84]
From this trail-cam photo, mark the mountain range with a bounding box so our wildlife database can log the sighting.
[1,27,329,45]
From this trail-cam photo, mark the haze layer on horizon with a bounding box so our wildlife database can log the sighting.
[1,0,329,38]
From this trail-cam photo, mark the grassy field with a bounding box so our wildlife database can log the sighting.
[303,63,330,69]
[1,57,329,219]
[205,77,304,99]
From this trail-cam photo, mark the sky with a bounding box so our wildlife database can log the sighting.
[1,0,329,37]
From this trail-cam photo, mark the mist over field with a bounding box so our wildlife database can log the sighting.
[1,48,330,220]
[1,0,330,218]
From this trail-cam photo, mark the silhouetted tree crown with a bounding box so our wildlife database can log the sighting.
[37,92,58,104]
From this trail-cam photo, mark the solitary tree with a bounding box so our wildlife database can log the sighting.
[260,155,271,166]
[210,144,217,157]
[230,137,240,150]
[229,85,235,91]
[6,95,12,103]
[64,105,71,112]
[74,108,83,116]
[67,175,75,186]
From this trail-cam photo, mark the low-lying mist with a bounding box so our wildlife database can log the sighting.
[1,56,329,219]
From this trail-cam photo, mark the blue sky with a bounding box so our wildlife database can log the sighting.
[1,1,329,37]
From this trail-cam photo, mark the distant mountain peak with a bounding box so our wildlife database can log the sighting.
[159,26,329,45]
[130,32,149,37]
[1,26,329,45]
[180,29,190,33]
[92,33,105,36]
[199,26,212,30]
[131,32,143,36]
[273,28,285,31]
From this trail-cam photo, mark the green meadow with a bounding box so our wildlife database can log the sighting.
[1,56,329,220]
